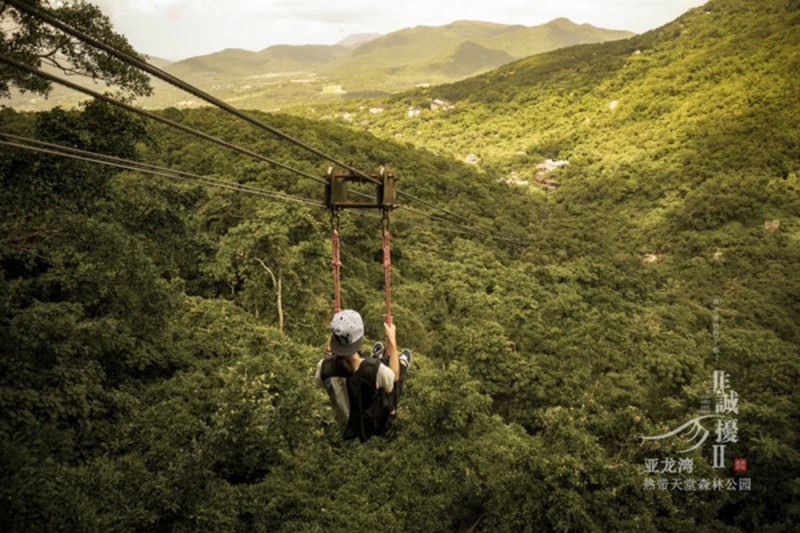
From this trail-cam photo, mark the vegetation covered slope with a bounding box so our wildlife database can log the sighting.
[310,0,799,190]
[6,18,632,112]
[1,0,798,531]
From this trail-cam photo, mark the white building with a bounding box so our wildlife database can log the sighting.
[431,99,455,111]
[322,85,346,95]
[536,159,569,172]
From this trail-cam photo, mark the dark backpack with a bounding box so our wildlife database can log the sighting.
[319,352,399,441]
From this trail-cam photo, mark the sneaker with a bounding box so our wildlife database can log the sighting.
[371,342,384,358]
[399,349,412,368]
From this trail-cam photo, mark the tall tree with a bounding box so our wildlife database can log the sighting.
[0,0,151,98]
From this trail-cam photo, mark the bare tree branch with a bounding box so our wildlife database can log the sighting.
[254,257,284,333]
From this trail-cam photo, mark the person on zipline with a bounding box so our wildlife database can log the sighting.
[315,309,411,441]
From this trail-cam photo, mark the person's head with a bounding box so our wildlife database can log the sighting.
[329,309,364,358]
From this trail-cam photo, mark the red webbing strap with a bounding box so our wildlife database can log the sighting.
[332,227,342,314]
[382,222,392,327]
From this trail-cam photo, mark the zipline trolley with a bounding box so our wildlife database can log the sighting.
[325,165,398,209]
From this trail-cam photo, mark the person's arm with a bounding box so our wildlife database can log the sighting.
[318,337,332,387]
[314,358,325,387]
[385,321,400,383]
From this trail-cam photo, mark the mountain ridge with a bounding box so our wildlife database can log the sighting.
[4,18,634,111]
[165,17,633,82]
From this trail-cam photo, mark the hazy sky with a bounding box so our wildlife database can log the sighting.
[93,0,709,61]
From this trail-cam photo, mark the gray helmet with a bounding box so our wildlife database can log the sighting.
[329,309,364,356]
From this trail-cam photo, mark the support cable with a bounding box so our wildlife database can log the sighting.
[397,190,494,231]
[5,0,509,234]
[2,134,523,242]
[0,54,379,202]
[1,133,307,198]
[0,54,326,184]
[0,136,325,207]
[4,0,383,186]
[398,204,465,228]
[399,204,527,244]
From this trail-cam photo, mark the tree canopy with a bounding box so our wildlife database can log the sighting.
[1,0,798,531]
[0,0,151,98]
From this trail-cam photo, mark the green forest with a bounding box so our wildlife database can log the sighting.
[1,0,798,531]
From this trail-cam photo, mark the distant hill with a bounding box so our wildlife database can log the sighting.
[317,18,633,90]
[339,18,632,73]
[433,41,516,77]
[3,18,633,111]
[168,45,349,80]
[144,56,174,70]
